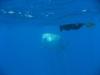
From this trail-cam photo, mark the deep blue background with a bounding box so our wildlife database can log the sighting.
[0,0,100,75]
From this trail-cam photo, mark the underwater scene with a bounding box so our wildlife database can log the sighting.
[0,0,100,75]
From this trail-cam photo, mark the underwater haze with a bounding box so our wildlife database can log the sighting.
[0,0,100,75]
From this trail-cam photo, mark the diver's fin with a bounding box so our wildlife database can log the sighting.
[85,22,95,29]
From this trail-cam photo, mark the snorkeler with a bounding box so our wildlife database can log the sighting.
[60,22,95,32]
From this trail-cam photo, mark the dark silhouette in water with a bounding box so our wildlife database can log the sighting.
[60,22,95,32]
[60,23,84,31]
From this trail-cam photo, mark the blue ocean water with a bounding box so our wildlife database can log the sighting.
[0,0,100,75]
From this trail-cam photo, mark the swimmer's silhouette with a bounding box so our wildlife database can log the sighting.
[60,22,95,32]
